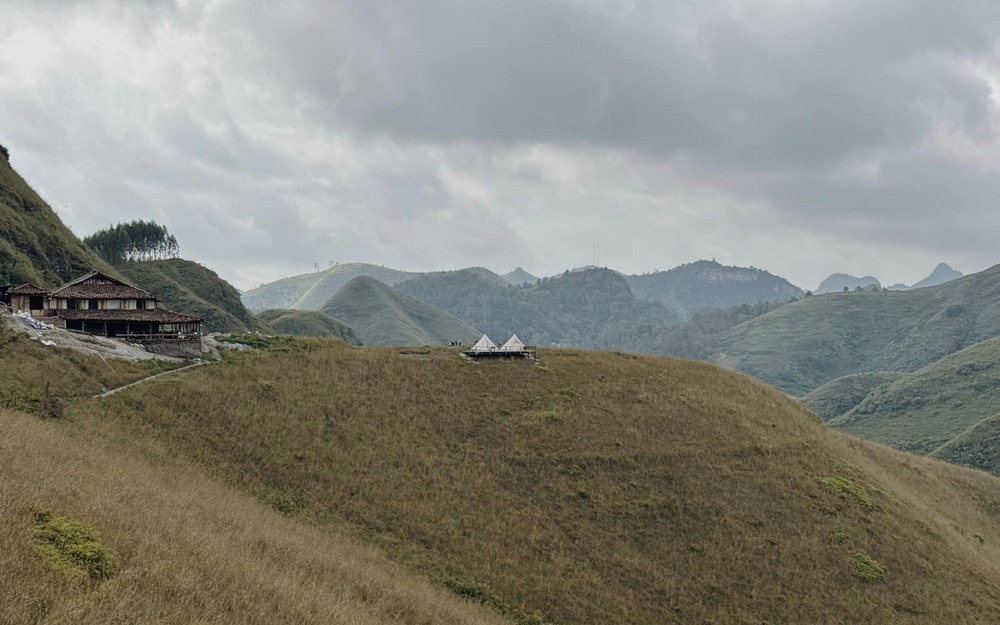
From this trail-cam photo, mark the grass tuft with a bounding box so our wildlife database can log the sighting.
[33,510,118,580]
[850,551,887,583]
[821,476,874,511]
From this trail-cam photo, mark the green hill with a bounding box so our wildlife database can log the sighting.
[800,372,906,422]
[257,309,360,344]
[396,267,679,350]
[321,276,480,346]
[118,259,270,334]
[626,260,803,318]
[717,264,1000,396]
[0,144,117,287]
[67,337,1000,625]
[241,263,418,311]
[831,337,1000,454]
[932,414,1000,477]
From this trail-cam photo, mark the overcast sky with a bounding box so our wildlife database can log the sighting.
[3,0,1000,291]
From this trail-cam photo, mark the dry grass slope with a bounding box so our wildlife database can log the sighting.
[71,342,1000,625]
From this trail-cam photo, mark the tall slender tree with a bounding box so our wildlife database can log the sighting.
[83,220,180,266]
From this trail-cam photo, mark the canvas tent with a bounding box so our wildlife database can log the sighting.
[470,334,498,352]
[501,334,525,352]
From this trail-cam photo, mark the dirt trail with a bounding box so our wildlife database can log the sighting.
[94,361,212,398]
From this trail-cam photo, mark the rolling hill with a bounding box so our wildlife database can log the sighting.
[830,337,1000,454]
[321,276,480,346]
[717,264,1000,396]
[257,309,360,344]
[932,414,1000,477]
[0,144,118,287]
[625,260,803,318]
[241,263,418,311]
[800,372,906,422]
[65,336,1000,625]
[118,258,270,334]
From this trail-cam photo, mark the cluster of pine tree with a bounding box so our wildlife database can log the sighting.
[83,220,180,266]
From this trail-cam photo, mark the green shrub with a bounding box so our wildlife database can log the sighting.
[821,477,874,511]
[850,551,887,583]
[267,490,308,517]
[33,510,118,580]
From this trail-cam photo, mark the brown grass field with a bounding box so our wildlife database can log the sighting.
[4,326,1000,624]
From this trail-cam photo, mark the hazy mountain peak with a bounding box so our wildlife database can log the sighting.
[814,273,882,294]
[911,263,963,290]
[502,266,538,285]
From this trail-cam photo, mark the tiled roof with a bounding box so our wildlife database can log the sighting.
[58,309,202,323]
[9,283,49,295]
[53,284,157,299]
[51,270,154,300]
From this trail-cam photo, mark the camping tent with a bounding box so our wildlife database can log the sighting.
[501,334,525,352]
[470,334,498,352]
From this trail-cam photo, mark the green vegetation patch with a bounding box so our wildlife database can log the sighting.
[33,510,118,580]
[821,477,874,511]
[266,490,309,517]
[219,333,310,353]
[444,577,551,625]
[850,551,887,583]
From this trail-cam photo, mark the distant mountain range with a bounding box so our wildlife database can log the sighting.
[815,263,962,294]
[244,259,804,320]
[814,273,882,294]
[395,267,680,350]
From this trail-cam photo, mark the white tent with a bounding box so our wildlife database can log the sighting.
[470,334,498,352]
[501,334,525,352]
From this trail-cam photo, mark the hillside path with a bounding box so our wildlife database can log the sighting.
[93,361,212,398]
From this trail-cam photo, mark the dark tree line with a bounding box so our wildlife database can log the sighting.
[83,220,180,266]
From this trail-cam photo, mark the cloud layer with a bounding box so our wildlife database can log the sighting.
[2,0,1000,290]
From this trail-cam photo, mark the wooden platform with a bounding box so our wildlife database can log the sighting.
[463,347,537,361]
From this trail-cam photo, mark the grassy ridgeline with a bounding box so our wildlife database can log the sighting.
[73,342,1000,625]
[0,150,117,287]
[933,414,1000,476]
[800,372,906,421]
[242,263,419,311]
[322,276,480,346]
[257,309,361,344]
